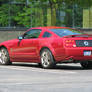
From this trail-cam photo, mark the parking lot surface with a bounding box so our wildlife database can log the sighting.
[0,63,92,92]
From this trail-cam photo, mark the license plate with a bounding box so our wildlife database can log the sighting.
[84,51,91,56]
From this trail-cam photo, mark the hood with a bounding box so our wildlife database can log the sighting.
[0,39,18,46]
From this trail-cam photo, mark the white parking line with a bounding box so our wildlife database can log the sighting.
[0,65,77,74]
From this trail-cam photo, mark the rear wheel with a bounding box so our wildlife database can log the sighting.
[80,61,92,69]
[0,48,11,65]
[40,49,55,69]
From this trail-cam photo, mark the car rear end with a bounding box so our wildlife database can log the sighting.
[63,36,92,62]
[50,28,92,63]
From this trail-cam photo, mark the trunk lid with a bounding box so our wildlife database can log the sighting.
[63,34,92,47]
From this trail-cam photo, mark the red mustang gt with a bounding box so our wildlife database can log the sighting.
[0,26,92,69]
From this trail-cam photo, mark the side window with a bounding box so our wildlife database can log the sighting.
[23,29,41,39]
[43,32,52,38]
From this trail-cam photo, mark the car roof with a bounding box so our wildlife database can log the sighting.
[31,26,70,29]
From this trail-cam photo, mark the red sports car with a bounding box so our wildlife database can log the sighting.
[0,26,92,69]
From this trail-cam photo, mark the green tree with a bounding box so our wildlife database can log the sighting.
[0,4,9,27]
[0,0,92,27]
[14,1,44,27]
[0,0,24,27]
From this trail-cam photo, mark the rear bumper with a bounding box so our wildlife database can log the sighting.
[55,47,92,62]
[65,47,92,60]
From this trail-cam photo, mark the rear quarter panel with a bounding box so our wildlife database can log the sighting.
[38,37,66,62]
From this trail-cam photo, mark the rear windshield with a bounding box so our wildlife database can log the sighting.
[50,29,84,37]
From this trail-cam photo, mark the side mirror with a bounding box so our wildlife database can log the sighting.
[18,36,23,40]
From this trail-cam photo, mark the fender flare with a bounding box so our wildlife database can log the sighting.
[39,46,56,60]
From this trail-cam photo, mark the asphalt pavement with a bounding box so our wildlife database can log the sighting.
[0,63,92,92]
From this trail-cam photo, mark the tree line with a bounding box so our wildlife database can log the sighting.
[0,0,91,28]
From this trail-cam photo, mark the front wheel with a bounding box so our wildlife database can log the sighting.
[40,49,55,69]
[0,48,12,65]
[80,61,92,69]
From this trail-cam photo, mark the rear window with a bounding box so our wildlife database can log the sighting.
[50,29,84,37]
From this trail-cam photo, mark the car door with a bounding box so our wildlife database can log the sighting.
[11,29,41,62]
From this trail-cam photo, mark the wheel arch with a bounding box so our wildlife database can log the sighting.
[0,45,8,50]
[0,45,10,53]
[40,47,50,54]
[39,47,56,61]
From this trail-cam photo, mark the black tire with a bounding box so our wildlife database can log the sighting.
[40,49,55,69]
[0,47,12,65]
[80,61,92,69]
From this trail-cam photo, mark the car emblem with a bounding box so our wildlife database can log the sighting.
[84,41,89,46]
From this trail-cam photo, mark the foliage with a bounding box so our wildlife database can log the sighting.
[14,6,32,27]
[0,4,9,27]
[14,2,44,27]
[0,0,91,28]
[0,3,23,27]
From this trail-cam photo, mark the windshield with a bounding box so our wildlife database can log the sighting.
[50,29,84,37]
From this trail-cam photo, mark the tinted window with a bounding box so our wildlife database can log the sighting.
[50,29,84,37]
[23,29,41,39]
[43,32,52,38]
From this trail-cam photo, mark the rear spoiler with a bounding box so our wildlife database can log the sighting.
[63,34,92,38]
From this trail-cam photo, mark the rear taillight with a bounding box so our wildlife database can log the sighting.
[65,40,76,47]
